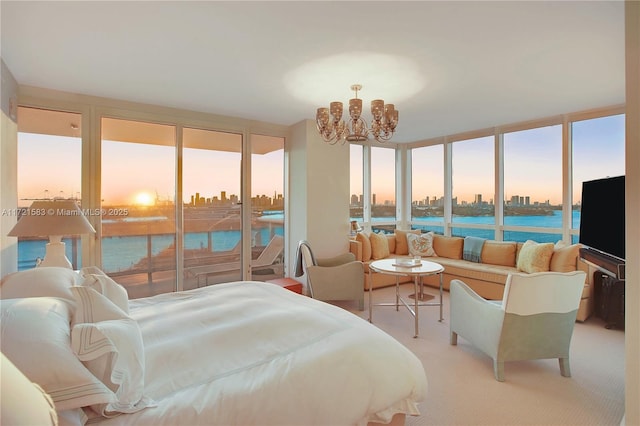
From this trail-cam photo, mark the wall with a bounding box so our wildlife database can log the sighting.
[624,1,639,424]
[0,59,18,278]
[287,119,351,292]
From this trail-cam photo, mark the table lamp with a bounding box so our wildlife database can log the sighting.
[8,199,96,268]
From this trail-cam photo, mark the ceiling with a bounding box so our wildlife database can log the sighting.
[0,1,625,143]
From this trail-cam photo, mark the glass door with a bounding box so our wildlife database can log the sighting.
[16,107,84,270]
[250,134,285,281]
[101,117,177,298]
[183,128,243,288]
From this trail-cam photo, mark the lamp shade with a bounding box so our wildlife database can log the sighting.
[8,200,96,238]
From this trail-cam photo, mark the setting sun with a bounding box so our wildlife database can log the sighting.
[134,191,155,206]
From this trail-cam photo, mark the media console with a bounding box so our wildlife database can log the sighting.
[579,247,625,280]
[580,247,625,329]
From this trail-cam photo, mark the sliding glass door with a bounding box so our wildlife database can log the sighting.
[183,128,243,288]
[101,117,177,298]
[16,107,84,270]
[250,134,284,281]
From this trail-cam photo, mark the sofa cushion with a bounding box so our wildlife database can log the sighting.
[395,230,421,255]
[550,241,580,272]
[433,235,463,259]
[516,240,554,273]
[386,234,396,254]
[407,232,436,257]
[370,233,391,259]
[432,257,515,284]
[356,232,372,262]
[481,241,517,267]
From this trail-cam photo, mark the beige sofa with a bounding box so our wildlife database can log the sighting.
[349,231,593,322]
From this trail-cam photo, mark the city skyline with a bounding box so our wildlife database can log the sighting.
[17,114,624,208]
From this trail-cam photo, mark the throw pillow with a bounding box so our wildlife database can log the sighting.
[481,241,517,267]
[0,267,78,306]
[433,235,463,259]
[516,240,555,273]
[407,232,436,257]
[550,241,580,272]
[356,232,372,262]
[70,286,153,417]
[370,232,390,260]
[395,230,420,255]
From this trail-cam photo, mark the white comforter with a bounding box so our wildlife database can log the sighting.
[92,281,427,425]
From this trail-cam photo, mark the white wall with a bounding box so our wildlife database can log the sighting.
[624,1,639,424]
[0,59,18,278]
[287,119,351,291]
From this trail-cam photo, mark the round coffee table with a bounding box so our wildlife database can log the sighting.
[368,258,444,338]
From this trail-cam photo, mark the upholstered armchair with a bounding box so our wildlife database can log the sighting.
[294,240,365,310]
[449,270,587,382]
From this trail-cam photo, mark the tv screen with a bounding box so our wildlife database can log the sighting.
[579,175,625,261]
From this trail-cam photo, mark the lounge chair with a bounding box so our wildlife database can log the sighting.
[187,235,284,286]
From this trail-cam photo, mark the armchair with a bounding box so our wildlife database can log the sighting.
[294,240,365,310]
[450,270,587,382]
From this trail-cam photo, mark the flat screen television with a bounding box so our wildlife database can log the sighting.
[579,175,625,264]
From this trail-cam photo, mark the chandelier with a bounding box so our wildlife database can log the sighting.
[315,84,399,144]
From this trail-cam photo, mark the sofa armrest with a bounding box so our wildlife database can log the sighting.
[349,240,363,262]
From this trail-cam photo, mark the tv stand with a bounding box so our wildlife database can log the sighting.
[580,247,625,329]
[579,247,625,280]
[593,272,625,329]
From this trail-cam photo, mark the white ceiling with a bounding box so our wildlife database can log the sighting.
[0,1,625,143]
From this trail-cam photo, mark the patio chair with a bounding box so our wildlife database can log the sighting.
[251,234,284,275]
[186,235,284,286]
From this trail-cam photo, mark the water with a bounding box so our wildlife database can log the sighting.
[18,227,284,272]
[17,211,577,272]
[363,210,580,243]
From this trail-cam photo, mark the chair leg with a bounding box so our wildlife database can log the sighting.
[493,359,505,382]
[450,331,458,345]
[559,357,571,377]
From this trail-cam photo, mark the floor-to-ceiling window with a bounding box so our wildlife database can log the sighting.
[12,91,290,296]
[15,107,84,270]
[250,134,285,281]
[370,146,396,233]
[450,136,494,239]
[571,114,626,243]
[182,128,244,288]
[401,108,623,243]
[101,117,177,298]
[411,144,444,234]
[350,144,364,227]
[503,124,563,242]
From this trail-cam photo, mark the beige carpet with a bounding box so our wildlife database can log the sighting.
[338,284,625,426]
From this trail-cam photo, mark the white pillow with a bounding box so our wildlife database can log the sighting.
[70,286,153,416]
[0,267,78,305]
[407,232,436,257]
[0,297,114,411]
[516,240,555,273]
[79,270,129,314]
[1,353,58,426]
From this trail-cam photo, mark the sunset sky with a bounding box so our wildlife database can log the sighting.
[17,114,624,208]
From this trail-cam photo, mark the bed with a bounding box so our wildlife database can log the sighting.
[1,267,427,426]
